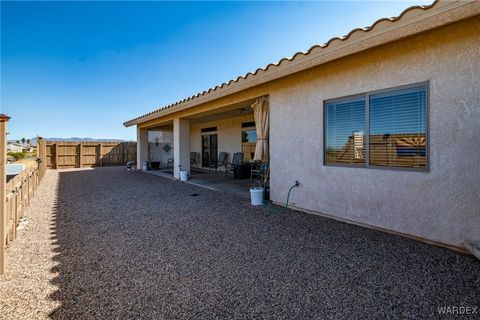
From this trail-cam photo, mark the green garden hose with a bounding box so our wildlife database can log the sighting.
[262,181,299,213]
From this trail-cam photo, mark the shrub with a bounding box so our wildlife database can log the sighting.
[7,152,27,161]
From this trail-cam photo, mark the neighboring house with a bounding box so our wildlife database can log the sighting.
[7,143,25,153]
[7,142,34,153]
[124,1,480,251]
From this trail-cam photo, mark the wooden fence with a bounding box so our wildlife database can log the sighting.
[2,117,46,274]
[0,131,46,275]
[1,137,135,274]
[4,163,41,248]
[38,141,136,169]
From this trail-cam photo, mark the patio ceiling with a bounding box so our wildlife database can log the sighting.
[143,98,256,129]
[148,124,173,132]
[188,99,255,124]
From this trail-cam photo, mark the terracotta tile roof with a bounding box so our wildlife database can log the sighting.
[124,0,475,126]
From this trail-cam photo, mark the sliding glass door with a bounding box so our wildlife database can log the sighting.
[201,134,218,167]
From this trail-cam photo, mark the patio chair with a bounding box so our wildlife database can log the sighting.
[209,152,228,173]
[190,152,198,168]
[225,152,243,176]
[167,158,174,168]
[251,161,269,181]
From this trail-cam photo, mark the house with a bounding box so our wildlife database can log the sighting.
[7,142,34,153]
[124,0,480,252]
[7,142,25,153]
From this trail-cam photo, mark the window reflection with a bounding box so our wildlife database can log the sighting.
[324,84,427,169]
[369,86,426,168]
[325,97,366,165]
[242,129,257,161]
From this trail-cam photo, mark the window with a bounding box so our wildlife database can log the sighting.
[242,127,257,161]
[325,97,366,166]
[324,83,427,170]
[242,129,257,143]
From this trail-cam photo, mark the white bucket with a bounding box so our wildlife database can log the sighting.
[250,187,264,206]
[142,161,148,171]
[180,170,188,181]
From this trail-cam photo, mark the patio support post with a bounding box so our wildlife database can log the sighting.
[173,118,190,179]
[136,126,148,170]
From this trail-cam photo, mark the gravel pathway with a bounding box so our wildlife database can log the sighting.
[0,169,61,318]
[1,167,479,319]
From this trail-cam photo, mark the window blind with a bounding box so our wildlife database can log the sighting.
[324,83,428,170]
[369,86,426,168]
[325,97,366,165]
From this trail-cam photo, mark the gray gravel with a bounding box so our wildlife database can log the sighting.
[0,169,61,318]
[1,167,479,319]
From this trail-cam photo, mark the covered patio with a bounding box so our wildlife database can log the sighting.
[135,96,270,197]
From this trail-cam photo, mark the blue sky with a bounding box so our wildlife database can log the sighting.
[1,0,427,141]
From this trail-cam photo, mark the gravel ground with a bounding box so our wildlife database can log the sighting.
[1,167,479,319]
[0,169,61,318]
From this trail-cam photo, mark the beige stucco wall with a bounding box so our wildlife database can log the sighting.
[134,16,478,249]
[190,114,255,168]
[148,131,174,165]
[269,17,480,248]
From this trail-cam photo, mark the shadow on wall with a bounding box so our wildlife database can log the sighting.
[46,167,480,318]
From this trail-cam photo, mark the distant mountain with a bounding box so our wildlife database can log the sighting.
[43,137,132,143]
[44,137,127,142]
[9,137,133,147]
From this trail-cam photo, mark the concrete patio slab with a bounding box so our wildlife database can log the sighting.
[144,167,253,198]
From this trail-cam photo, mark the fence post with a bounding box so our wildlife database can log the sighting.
[42,139,47,176]
[36,135,40,159]
[0,114,11,275]
[26,172,30,208]
[37,137,46,179]
[78,143,83,168]
[36,135,40,182]
[54,143,59,169]
[98,143,103,167]
[120,142,124,166]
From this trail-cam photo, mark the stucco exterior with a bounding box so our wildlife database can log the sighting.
[130,14,479,251]
[268,17,479,248]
